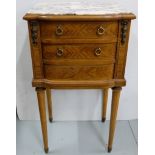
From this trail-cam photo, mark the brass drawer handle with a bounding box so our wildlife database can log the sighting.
[97,26,105,35]
[95,48,102,56]
[56,48,63,57]
[55,25,63,36]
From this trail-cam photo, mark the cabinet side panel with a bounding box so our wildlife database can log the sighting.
[28,21,44,79]
[114,20,131,79]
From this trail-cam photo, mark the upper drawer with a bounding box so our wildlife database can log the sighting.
[40,21,118,41]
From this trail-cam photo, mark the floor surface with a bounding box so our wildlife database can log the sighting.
[16,119,138,155]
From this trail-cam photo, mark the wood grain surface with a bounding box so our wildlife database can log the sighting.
[24,13,136,153]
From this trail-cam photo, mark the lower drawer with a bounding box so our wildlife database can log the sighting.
[42,43,116,60]
[44,65,114,80]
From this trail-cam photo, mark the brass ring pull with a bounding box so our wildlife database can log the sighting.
[97,26,105,35]
[56,48,63,57]
[55,25,63,36]
[95,48,102,56]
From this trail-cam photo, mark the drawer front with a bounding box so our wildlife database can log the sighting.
[42,43,116,60]
[44,65,114,80]
[40,21,118,40]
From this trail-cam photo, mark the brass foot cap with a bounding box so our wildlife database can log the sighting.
[102,117,106,122]
[49,118,53,123]
[44,148,49,153]
[108,147,112,153]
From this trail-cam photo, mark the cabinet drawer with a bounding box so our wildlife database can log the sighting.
[42,43,116,60]
[40,21,118,40]
[44,65,114,80]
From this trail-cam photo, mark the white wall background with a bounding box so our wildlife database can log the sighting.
[16,0,138,121]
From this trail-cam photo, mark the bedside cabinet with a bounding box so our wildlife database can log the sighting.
[23,1,136,153]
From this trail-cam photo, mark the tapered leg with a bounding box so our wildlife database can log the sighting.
[101,88,109,122]
[46,89,53,122]
[36,87,49,153]
[108,87,122,152]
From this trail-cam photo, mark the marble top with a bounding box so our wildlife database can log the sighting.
[28,0,131,15]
